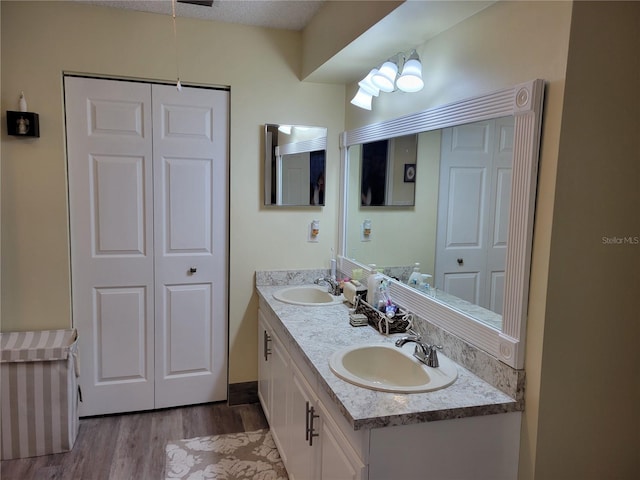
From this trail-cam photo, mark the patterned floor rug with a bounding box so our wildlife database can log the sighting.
[165,428,288,480]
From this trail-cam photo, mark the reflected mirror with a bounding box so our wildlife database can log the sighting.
[264,124,327,206]
[339,80,545,369]
[360,134,417,206]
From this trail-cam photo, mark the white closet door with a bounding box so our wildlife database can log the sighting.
[485,116,514,314]
[66,76,155,416]
[436,117,513,313]
[67,77,229,416]
[436,120,494,307]
[151,84,228,408]
[279,152,311,205]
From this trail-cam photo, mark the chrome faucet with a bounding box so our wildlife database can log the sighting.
[314,276,341,296]
[395,332,442,368]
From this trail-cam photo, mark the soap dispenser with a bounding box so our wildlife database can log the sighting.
[407,263,421,288]
[419,274,433,294]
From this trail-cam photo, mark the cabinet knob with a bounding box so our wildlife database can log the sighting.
[457,258,464,266]
[189,267,197,274]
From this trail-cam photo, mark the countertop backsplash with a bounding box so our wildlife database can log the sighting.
[256,268,331,287]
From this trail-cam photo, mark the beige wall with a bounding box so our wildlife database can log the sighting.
[343,2,573,479]
[535,2,639,478]
[0,1,345,384]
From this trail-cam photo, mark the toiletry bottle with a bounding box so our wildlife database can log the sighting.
[377,279,388,311]
[367,268,383,308]
[408,263,421,288]
[419,274,433,294]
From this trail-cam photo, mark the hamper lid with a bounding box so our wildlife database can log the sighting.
[0,329,78,363]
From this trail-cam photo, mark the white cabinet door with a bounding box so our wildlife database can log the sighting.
[269,326,290,465]
[257,310,272,422]
[317,400,366,480]
[288,363,319,480]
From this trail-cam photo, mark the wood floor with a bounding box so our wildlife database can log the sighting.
[0,401,268,480]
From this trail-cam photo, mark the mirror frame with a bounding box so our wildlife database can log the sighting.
[338,79,545,369]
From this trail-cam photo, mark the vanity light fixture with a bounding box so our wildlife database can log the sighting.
[350,69,380,111]
[351,49,424,110]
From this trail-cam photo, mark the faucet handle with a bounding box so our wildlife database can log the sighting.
[404,328,421,340]
[427,344,442,368]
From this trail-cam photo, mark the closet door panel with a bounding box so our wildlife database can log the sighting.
[66,76,155,416]
[152,84,229,408]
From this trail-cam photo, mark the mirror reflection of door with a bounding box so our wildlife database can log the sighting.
[361,140,388,206]
[279,152,310,205]
[360,135,417,206]
[277,150,325,206]
[264,124,327,206]
[435,117,514,313]
[309,151,325,205]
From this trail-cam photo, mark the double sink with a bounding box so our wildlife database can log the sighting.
[273,285,458,394]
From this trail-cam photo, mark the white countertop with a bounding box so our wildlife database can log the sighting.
[257,285,520,431]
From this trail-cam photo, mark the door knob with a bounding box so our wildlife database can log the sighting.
[189,267,197,274]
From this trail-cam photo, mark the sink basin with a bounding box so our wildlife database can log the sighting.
[273,286,344,306]
[329,344,458,393]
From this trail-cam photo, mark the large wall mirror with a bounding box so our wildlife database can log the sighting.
[338,80,545,369]
[264,124,327,206]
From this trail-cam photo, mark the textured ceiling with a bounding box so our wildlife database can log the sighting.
[79,0,325,31]
[74,1,495,83]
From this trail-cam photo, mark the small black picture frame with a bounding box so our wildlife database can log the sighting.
[404,163,416,183]
[7,111,40,137]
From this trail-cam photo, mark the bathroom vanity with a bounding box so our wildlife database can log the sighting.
[256,282,522,480]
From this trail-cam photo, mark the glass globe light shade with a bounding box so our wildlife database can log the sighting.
[350,88,373,110]
[358,69,380,97]
[371,60,398,92]
[396,58,424,93]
